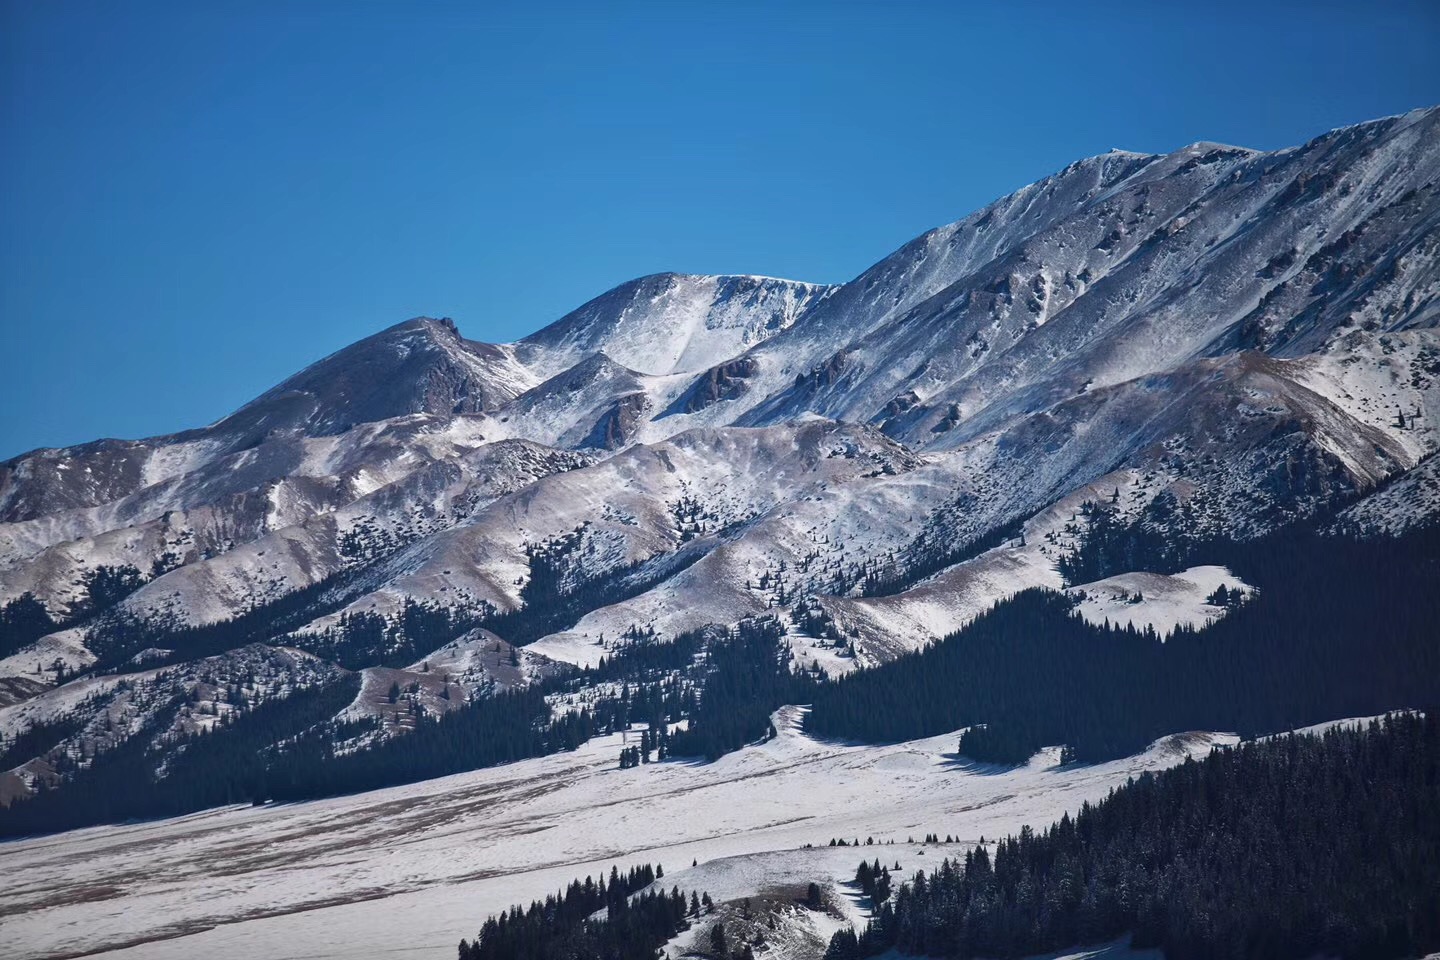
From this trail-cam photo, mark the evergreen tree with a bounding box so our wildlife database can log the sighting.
[710,922,728,956]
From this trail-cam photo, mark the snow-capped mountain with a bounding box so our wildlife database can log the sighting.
[513,273,836,379]
[2,107,1438,813]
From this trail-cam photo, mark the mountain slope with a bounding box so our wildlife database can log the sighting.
[2,107,1438,822]
[514,273,835,378]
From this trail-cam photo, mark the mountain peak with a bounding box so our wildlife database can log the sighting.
[515,272,834,378]
[380,315,462,338]
[205,315,530,442]
[1174,139,1258,155]
[2,110,1439,897]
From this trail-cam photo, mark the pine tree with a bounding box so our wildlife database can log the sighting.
[710,922,727,956]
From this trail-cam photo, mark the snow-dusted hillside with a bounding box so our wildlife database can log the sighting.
[2,108,1438,862]
[514,273,836,378]
[0,643,348,805]
[1334,451,1440,537]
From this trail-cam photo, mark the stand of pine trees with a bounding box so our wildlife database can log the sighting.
[81,566,385,671]
[667,617,812,760]
[807,526,1440,763]
[0,713,84,771]
[301,596,496,668]
[1052,496,1201,587]
[482,534,707,647]
[0,679,609,836]
[15,516,1431,840]
[0,563,153,662]
[854,859,894,909]
[0,592,63,659]
[458,863,701,960]
[825,713,1440,960]
[859,515,1026,598]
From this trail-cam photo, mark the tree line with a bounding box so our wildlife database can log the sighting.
[0,562,150,661]
[667,616,812,761]
[302,597,494,668]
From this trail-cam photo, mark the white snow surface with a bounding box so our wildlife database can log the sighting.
[0,706,1237,960]
[1067,565,1254,636]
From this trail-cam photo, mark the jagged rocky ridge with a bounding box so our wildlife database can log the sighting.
[2,107,1438,809]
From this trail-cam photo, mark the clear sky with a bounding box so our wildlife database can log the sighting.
[2,0,1437,459]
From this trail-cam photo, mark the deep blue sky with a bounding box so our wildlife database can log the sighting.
[3,1,1437,459]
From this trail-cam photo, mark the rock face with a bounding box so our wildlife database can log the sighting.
[666,358,761,416]
[2,107,1438,796]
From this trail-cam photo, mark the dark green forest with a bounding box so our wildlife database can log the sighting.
[806,526,1440,762]
[825,713,1440,960]
[0,675,361,838]
[457,863,702,960]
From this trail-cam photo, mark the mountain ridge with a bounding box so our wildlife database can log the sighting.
[2,106,1438,825]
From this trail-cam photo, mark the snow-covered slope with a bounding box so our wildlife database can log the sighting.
[514,273,835,378]
[2,107,1438,818]
[1334,451,1440,537]
[732,110,1440,447]
[0,704,1238,960]
[1066,564,1253,635]
[101,437,588,629]
[302,419,920,641]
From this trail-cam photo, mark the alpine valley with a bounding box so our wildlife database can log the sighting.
[3,108,1439,960]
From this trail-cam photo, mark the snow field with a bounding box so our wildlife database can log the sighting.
[0,705,1236,960]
